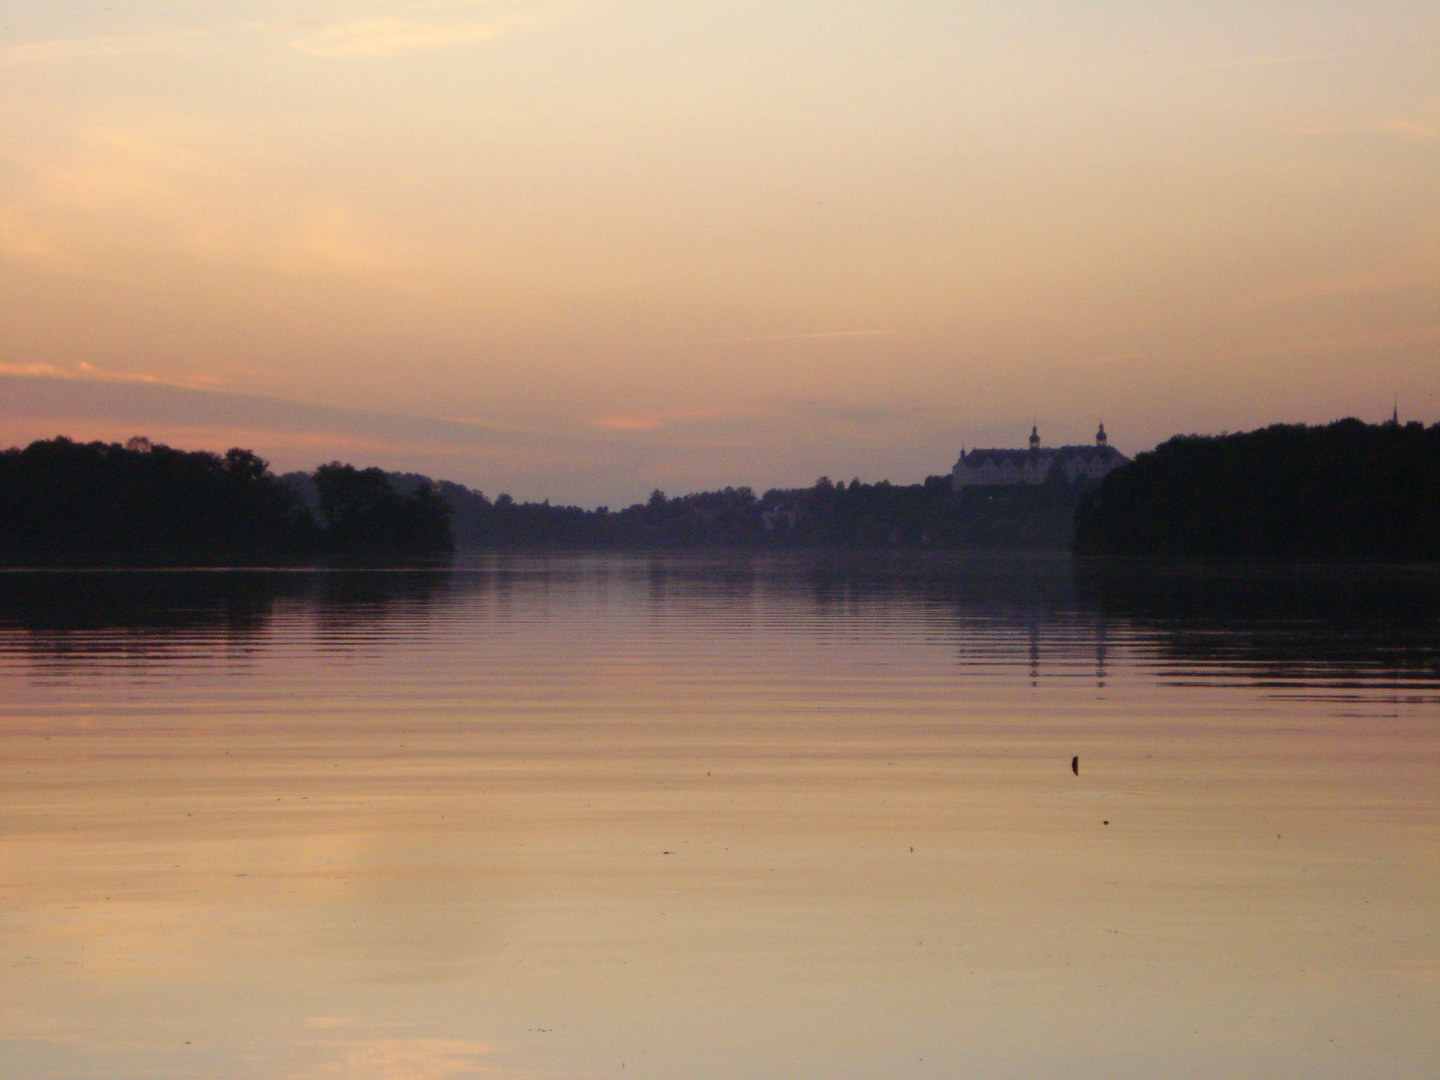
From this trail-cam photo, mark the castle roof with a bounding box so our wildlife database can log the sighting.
[960,445,1126,467]
[961,449,1046,467]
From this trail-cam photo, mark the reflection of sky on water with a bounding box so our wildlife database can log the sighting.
[3,556,1436,695]
[1,557,1437,1079]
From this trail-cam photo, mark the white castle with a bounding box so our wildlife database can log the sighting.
[952,423,1129,490]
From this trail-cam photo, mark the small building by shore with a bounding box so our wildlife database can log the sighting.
[952,424,1129,491]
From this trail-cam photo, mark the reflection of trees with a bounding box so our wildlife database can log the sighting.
[745,554,1440,692]
[0,571,301,635]
[1075,562,1440,687]
[0,568,453,667]
[626,550,1081,610]
[0,571,304,676]
[313,567,453,608]
[582,550,1088,623]
[310,568,454,642]
[4,556,1435,693]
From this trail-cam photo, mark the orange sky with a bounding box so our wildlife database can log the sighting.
[2,2,1436,504]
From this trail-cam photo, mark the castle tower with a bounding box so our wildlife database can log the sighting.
[1096,422,1108,446]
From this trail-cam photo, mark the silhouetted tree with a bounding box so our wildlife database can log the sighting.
[0,437,316,564]
[1073,419,1440,560]
[312,462,453,556]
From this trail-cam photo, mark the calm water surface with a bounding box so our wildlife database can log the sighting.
[1,555,1437,1079]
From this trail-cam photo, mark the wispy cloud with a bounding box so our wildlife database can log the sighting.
[1368,118,1437,141]
[288,1038,497,1080]
[589,408,726,432]
[0,1006,63,1040]
[1184,52,1343,73]
[0,28,213,66]
[784,398,929,427]
[7,374,515,459]
[0,360,226,391]
[583,398,931,438]
[277,205,390,273]
[1243,269,1440,310]
[1053,351,1146,370]
[1246,323,1440,359]
[1275,116,1439,141]
[286,5,572,58]
[0,123,410,283]
[0,362,68,379]
[0,6,577,66]
[707,329,894,344]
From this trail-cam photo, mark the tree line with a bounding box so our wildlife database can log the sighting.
[0,435,1089,563]
[12,419,1425,565]
[0,437,453,564]
[375,471,1083,551]
[1073,419,1440,560]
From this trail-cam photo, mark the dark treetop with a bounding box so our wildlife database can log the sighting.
[388,474,1085,552]
[1072,419,1440,561]
[0,437,452,565]
[1,435,1106,563]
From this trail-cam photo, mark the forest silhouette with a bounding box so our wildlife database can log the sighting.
[0,437,452,564]
[3,419,1436,564]
[1073,419,1440,560]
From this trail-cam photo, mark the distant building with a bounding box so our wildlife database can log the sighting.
[952,423,1129,491]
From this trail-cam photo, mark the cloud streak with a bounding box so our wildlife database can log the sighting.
[0,28,213,66]
[0,361,225,390]
[0,122,409,285]
[289,1038,497,1080]
[707,330,894,344]
[588,408,726,432]
[1180,52,1344,73]
[0,5,576,67]
[286,5,573,58]
[0,373,762,499]
[1276,116,1439,141]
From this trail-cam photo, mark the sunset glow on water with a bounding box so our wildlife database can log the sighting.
[2,557,1436,1078]
[5,2,1438,1075]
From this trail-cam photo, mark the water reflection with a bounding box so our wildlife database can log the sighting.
[1,555,1438,1080]
[0,568,453,674]
[0,556,1437,695]
[1077,561,1440,691]
[0,569,305,635]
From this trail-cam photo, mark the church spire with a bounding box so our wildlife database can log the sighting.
[1096,421,1108,446]
[1029,423,1040,452]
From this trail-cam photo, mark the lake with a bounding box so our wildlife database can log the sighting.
[1,555,1437,1079]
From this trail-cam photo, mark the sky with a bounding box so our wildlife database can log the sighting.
[1,1,1436,506]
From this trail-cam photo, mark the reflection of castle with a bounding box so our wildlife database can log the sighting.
[952,424,1129,490]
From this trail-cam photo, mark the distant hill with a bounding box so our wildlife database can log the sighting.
[1072,419,1440,561]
